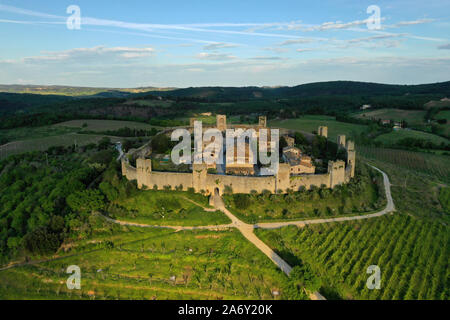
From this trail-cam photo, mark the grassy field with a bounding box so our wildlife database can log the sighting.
[223,164,386,223]
[0,133,132,159]
[177,115,217,125]
[374,129,449,145]
[270,115,368,141]
[0,125,78,142]
[55,119,161,131]
[0,226,290,300]
[353,108,426,126]
[0,119,160,159]
[109,190,231,226]
[256,213,448,300]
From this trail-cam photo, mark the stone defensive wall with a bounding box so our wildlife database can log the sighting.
[121,115,356,195]
[122,157,352,196]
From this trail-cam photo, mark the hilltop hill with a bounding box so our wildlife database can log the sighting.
[1,81,449,100]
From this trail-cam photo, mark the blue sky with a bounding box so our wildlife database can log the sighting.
[0,0,449,87]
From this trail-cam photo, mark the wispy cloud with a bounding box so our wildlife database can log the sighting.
[438,43,450,50]
[249,56,284,61]
[392,18,435,27]
[4,46,155,64]
[347,33,406,43]
[196,52,236,61]
[279,38,315,46]
[203,42,240,51]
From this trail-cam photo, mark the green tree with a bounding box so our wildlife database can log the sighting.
[66,189,105,213]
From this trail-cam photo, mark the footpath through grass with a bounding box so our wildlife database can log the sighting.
[108,189,231,226]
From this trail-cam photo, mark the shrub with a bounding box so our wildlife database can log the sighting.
[224,185,233,195]
[233,194,251,210]
[23,227,61,255]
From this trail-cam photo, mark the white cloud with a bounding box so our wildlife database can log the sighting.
[11,46,155,64]
[263,47,289,53]
[392,18,435,27]
[303,19,370,32]
[203,42,240,50]
[279,38,315,46]
[249,56,284,61]
[196,52,236,61]
[347,34,405,43]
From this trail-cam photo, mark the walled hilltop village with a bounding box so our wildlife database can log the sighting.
[122,115,356,196]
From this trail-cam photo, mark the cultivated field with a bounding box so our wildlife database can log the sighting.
[55,119,161,131]
[359,146,450,183]
[359,146,449,222]
[374,129,449,145]
[0,227,289,300]
[256,213,448,300]
[353,108,426,126]
[269,116,368,141]
[0,133,129,159]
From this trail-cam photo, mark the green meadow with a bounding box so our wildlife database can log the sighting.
[353,108,427,126]
[269,115,368,141]
[0,133,129,159]
[374,129,449,145]
[109,190,231,226]
[223,164,385,223]
[55,119,162,131]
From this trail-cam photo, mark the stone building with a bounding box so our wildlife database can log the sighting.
[283,135,295,147]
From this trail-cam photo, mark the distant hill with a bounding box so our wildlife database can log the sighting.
[0,85,175,97]
[1,81,449,100]
[144,81,450,100]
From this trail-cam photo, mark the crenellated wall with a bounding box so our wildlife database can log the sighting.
[122,158,349,195]
[121,126,356,195]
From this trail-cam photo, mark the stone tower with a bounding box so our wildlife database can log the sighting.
[337,135,346,149]
[346,140,356,178]
[318,126,328,138]
[259,116,267,128]
[136,158,152,188]
[328,160,346,188]
[276,163,291,193]
[192,163,208,193]
[216,114,227,131]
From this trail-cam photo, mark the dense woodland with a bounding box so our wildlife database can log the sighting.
[0,141,136,264]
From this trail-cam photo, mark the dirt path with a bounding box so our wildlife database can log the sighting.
[254,165,395,230]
